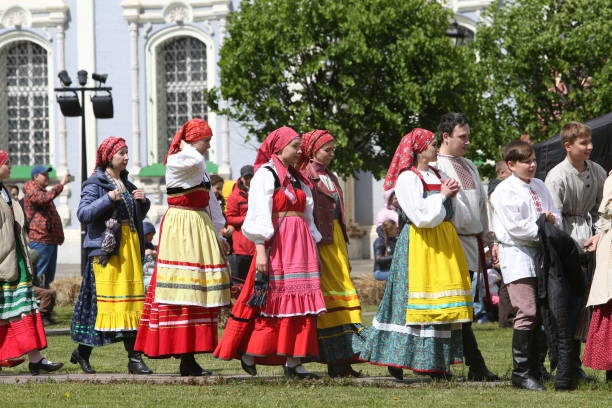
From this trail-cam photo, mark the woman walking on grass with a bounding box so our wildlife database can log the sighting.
[70,137,152,375]
[298,129,364,378]
[214,127,326,379]
[135,119,231,376]
[0,150,63,375]
[354,129,472,380]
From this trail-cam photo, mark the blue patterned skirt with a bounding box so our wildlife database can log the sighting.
[353,225,463,374]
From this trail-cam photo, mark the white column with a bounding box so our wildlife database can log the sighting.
[77,0,97,171]
[217,18,231,178]
[55,24,68,173]
[129,22,142,173]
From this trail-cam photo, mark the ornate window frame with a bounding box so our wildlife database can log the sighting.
[145,25,217,163]
[0,30,56,165]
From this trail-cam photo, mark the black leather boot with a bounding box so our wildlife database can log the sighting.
[28,358,64,376]
[511,330,544,391]
[571,340,596,384]
[387,366,403,380]
[70,344,96,374]
[606,371,611,383]
[531,329,553,382]
[123,336,152,375]
[179,353,212,376]
[463,322,499,381]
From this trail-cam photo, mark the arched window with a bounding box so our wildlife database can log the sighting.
[157,36,208,157]
[0,40,49,165]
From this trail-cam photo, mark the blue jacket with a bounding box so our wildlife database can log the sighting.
[77,168,150,258]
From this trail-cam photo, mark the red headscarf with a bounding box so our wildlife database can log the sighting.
[298,129,334,169]
[383,128,436,191]
[0,150,8,167]
[94,136,127,173]
[254,126,309,203]
[164,119,212,164]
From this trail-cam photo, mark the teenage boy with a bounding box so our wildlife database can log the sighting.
[544,122,606,383]
[436,112,499,381]
[490,140,561,391]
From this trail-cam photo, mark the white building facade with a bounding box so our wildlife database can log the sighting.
[0,0,492,263]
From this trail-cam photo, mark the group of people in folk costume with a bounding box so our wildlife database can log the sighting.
[0,112,609,390]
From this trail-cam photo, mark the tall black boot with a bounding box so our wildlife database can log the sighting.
[571,340,596,384]
[531,329,553,382]
[511,330,544,391]
[463,322,499,381]
[179,353,212,377]
[123,335,152,375]
[606,371,612,383]
[70,344,96,374]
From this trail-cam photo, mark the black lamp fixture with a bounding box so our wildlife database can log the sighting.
[56,70,82,116]
[91,72,114,119]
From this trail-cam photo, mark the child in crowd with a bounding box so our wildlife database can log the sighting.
[141,221,157,293]
[210,174,226,212]
[544,122,606,383]
[372,219,398,281]
[490,140,561,391]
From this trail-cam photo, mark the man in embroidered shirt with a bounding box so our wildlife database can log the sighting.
[435,112,499,382]
[23,166,71,288]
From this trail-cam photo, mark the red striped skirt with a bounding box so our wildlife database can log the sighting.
[135,271,219,358]
[213,258,319,365]
[583,301,612,370]
[0,312,47,360]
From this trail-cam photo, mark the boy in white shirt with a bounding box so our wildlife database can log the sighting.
[490,140,561,391]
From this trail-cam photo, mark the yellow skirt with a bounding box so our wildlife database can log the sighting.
[317,220,362,329]
[93,225,145,332]
[154,207,230,307]
[406,221,472,324]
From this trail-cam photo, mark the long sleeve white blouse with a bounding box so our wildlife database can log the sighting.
[165,144,226,237]
[394,168,471,229]
[242,162,322,245]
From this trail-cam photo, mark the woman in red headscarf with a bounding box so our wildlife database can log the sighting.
[354,129,472,380]
[0,150,63,375]
[214,127,326,379]
[135,119,231,376]
[298,130,364,377]
[70,137,152,375]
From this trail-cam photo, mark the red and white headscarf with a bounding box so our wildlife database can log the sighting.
[383,128,436,191]
[254,126,309,203]
[164,118,212,164]
[298,129,334,170]
[0,150,8,167]
[94,136,127,173]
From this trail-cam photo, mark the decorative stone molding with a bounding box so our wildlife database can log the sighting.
[163,2,193,24]
[0,1,68,29]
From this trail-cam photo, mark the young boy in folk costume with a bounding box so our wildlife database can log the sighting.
[490,140,561,391]
[355,129,473,380]
[544,122,606,384]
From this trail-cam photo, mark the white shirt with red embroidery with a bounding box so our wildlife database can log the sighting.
[490,174,561,284]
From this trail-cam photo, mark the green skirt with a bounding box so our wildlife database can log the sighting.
[0,240,38,320]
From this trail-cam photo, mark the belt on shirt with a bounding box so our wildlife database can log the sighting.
[272,211,303,218]
[169,205,207,211]
[499,241,540,249]
[562,212,589,221]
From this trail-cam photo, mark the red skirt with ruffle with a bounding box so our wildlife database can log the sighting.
[135,269,219,358]
[0,312,47,360]
[583,301,612,370]
[213,258,319,365]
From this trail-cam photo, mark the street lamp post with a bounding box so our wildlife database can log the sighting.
[54,70,113,274]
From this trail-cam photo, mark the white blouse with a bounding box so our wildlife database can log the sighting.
[394,168,471,229]
[242,162,321,245]
[165,144,226,237]
[490,175,561,283]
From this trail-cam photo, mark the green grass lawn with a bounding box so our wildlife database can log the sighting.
[1,305,610,407]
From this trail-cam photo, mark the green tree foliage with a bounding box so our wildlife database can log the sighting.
[474,0,612,164]
[209,0,480,177]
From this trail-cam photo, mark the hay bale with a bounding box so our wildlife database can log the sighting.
[51,277,82,306]
[352,276,386,305]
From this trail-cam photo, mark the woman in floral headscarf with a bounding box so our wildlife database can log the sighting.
[0,150,63,375]
[214,127,326,379]
[298,129,364,377]
[70,137,152,375]
[354,129,472,379]
[135,119,231,376]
